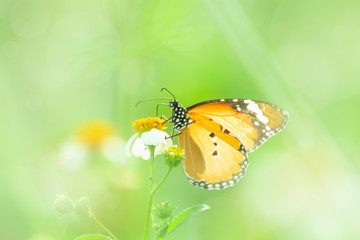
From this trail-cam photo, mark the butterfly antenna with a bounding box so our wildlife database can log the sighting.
[136,98,172,107]
[161,88,176,100]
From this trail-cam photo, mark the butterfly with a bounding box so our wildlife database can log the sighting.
[147,88,288,190]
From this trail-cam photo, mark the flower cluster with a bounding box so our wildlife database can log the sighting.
[164,146,185,168]
[126,117,172,160]
[131,117,166,133]
[59,119,126,171]
[55,194,75,215]
[55,195,91,218]
[59,114,209,240]
[77,120,115,147]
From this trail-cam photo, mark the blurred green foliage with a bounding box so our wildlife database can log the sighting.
[1,0,360,239]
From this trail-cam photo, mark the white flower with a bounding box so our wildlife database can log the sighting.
[126,130,173,160]
[141,128,166,146]
[101,136,127,165]
[59,140,88,171]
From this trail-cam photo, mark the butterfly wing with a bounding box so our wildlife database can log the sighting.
[186,99,289,152]
[178,99,288,190]
[179,121,248,190]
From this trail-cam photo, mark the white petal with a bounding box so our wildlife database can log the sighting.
[126,133,139,157]
[132,137,146,157]
[132,137,150,160]
[140,148,150,160]
[141,128,166,146]
[155,132,173,155]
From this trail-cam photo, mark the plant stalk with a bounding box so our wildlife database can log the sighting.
[144,147,174,239]
[91,210,118,240]
[153,167,173,194]
[144,146,156,240]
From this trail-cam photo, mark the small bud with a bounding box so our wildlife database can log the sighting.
[164,146,185,168]
[152,202,175,220]
[55,194,75,215]
[75,197,91,219]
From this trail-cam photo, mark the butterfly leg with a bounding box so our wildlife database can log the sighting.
[163,116,173,122]
[167,128,182,139]
[155,116,173,126]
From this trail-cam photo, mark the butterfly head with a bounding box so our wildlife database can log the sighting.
[169,100,190,130]
[169,100,179,109]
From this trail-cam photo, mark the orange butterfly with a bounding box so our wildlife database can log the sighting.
[154,88,288,190]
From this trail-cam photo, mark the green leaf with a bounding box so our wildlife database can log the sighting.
[166,204,210,236]
[155,223,169,239]
[74,234,112,240]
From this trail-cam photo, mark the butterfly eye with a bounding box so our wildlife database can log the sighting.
[170,100,179,108]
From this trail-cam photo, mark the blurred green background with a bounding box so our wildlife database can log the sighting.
[1,0,360,239]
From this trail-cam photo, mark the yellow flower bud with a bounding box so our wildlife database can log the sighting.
[164,146,185,168]
[75,197,91,219]
[55,194,75,215]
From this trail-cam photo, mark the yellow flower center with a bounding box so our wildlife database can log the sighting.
[131,117,166,133]
[164,146,185,167]
[77,120,115,147]
[164,146,184,159]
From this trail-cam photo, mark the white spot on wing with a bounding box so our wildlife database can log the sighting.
[247,102,269,124]
[258,115,269,124]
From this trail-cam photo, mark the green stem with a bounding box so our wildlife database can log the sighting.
[150,147,155,184]
[153,167,173,194]
[144,192,155,240]
[144,146,156,240]
[144,147,174,240]
[91,210,118,240]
